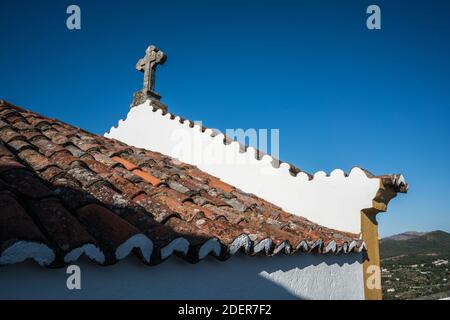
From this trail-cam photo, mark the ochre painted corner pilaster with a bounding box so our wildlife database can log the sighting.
[361,180,399,300]
[361,210,382,300]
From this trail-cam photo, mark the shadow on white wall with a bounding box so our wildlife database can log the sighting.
[0,252,363,300]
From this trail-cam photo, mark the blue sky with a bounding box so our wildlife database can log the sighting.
[1,0,449,237]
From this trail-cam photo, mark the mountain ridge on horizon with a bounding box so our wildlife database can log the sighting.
[380,230,450,259]
[381,230,449,241]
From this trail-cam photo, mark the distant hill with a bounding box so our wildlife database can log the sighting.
[380,230,450,300]
[382,231,426,241]
[380,230,450,261]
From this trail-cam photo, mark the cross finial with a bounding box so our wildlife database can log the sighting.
[132,45,168,110]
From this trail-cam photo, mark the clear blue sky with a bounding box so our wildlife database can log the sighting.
[1,0,449,237]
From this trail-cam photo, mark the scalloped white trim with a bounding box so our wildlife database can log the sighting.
[323,241,337,254]
[64,244,105,264]
[160,237,189,260]
[0,241,55,266]
[273,241,290,255]
[198,238,221,259]
[115,234,153,262]
[253,238,273,254]
[229,234,251,255]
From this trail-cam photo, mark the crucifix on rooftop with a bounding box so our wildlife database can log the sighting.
[132,45,168,111]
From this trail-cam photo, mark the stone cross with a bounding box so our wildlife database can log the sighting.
[132,45,168,110]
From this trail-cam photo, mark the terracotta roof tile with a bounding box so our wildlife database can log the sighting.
[90,151,118,167]
[0,127,22,143]
[17,149,53,171]
[26,198,98,263]
[166,180,190,194]
[21,130,45,141]
[0,108,16,118]
[0,120,9,130]
[119,152,152,167]
[208,177,235,193]
[38,165,64,181]
[6,115,26,124]
[67,165,103,188]
[86,182,121,205]
[50,150,79,169]
[132,193,177,223]
[32,120,52,131]
[32,136,65,157]
[0,168,54,199]
[7,138,32,152]
[70,136,102,152]
[195,190,230,207]
[185,168,211,182]
[53,188,96,212]
[111,156,139,171]
[0,100,366,268]
[140,165,170,180]
[65,143,86,157]
[0,191,51,254]
[154,195,196,221]
[76,204,150,264]
[132,169,162,186]
[188,217,245,249]
[0,141,14,158]
[152,186,191,203]
[41,128,58,139]
[135,181,155,193]
[107,174,143,198]
[174,177,208,192]
[82,158,114,178]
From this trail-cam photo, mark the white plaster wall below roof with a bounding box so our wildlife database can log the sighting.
[0,253,364,300]
[105,102,381,234]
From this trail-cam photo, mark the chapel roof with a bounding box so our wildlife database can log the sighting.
[0,99,367,267]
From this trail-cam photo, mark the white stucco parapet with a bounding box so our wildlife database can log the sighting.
[105,101,402,234]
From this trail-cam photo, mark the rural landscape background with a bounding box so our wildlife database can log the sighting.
[380,230,450,299]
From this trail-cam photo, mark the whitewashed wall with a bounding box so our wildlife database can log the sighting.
[105,102,380,234]
[0,254,364,300]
